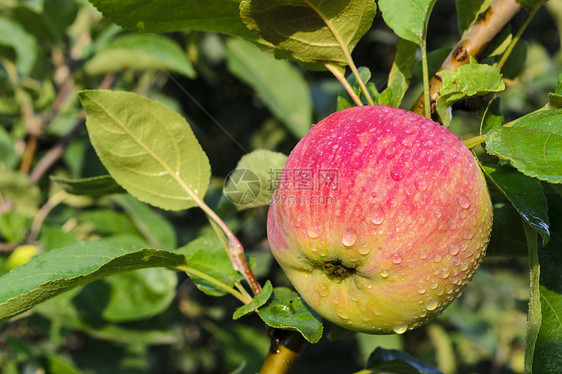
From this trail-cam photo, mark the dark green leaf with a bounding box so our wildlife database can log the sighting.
[366,347,442,374]
[436,58,505,126]
[388,39,417,90]
[337,67,372,111]
[50,175,125,197]
[379,0,437,46]
[240,0,377,67]
[223,149,288,210]
[225,38,312,138]
[79,90,211,211]
[486,202,527,256]
[233,280,273,320]
[177,235,243,297]
[257,287,323,343]
[485,108,562,183]
[375,71,406,108]
[480,164,549,243]
[84,33,196,78]
[480,96,504,135]
[0,241,186,321]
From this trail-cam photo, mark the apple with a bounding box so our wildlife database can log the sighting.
[267,105,493,334]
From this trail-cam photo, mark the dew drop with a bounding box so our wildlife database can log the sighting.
[417,285,426,294]
[358,243,371,255]
[353,204,363,217]
[424,298,438,311]
[458,195,470,209]
[351,158,363,169]
[460,261,469,271]
[441,267,450,278]
[393,322,408,334]
[342,229,358,247]
[337,308,350,320]
[448,244,460,256]
[384,147,397,159]
[414,179,428,192]
[369,208,385,225]
[390,169,404,181]
[380,269,389,279]
[433,254,442,263]
[319,285,329,297]
[294,217,303,228]
[462,229,475,240]
[419,250,429,260]
[307,224,322,239]
[422,140,435,149]
[391,253,402,264]
[430,279,439,289]
[387,198,397,209]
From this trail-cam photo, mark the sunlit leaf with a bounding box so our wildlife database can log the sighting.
[233,280,273,320]
[379,0,437,46]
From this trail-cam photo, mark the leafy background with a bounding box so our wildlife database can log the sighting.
[0,0,561,373]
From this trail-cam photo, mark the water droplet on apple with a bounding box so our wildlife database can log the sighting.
[430,279,439,289]
[414,179,428,192]
[342,229,357,247]
[433,254,442,263]
[424,298,438,311]
[351,158,363,169]
[391,253,402,264]
[380,269,389,279]
[422,140,434,149]
[368,208,385,225]
[417,285,426,294]
[294,217,303,228]
[384,147,397,159]
[390,169,404,181]
[319,285,329,297]
[307,224,322,239]
[419,250,429,260]
[460,261,469,271]
[448,244,459,256]
[387,198,397,208]
[441,267,450,278]
[353,204,363,217]
[462,229,475,240]
[458,194,470,209]
[393,322,408,334]
[358,243,371,255]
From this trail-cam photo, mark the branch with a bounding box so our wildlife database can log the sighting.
[259,330,308,374]
[411,0,522,115]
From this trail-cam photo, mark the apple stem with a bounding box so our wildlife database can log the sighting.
[325,63,364,107]
[259,330,308,374]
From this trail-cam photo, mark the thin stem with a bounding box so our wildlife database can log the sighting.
[303,0,374,105]
[176,265,252,304]
[463,134,487,149]
[421,39,431,119]
[324,63,363,106]
[497,0,544,70]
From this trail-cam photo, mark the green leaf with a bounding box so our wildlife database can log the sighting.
[79,209,139,236]
[486,202,527,257]
[79,90,211,211]
[480,96,504,135]
[87,0,258,40]
[480,164,549,244]
[50,175,126,197]
[84,33,195,78]
[531,190,562,372]
[223,149,288,210]
[455,0,493,34]
[0,17,38,74]
[239,0,377,67]
[337,67,372,111]
[233,280,273,320]
[375,71,406,108]
[257,287,323,343]
[485,108,562,184]
[436,58,505,126]
[74,268,177,322]
[112,195,177,250]
[177,235,244,297]
[548,72,562,108]
[365,347,442,374]
[0,241,186,322]
[379,0,437,46]
[225,38,312,138]
[388,39,418,90]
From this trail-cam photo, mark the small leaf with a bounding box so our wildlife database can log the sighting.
[375,71,406,108]
[388,39,418,90]
[257,287,323,343]
[225,38,312,138]
[233,280,273,320]
[0,241,186,322]
[240,0,377,67]
[480,163,550,244]
[548,72,562,108]
[337,67,372,111]
[177,235,244,297]
[84,33,196,78]
[0,17,38,74]
[51,175,125,196]
[436,58,505,126]
[223,149,288,210]
[480,96,504,135]
[379,0,437,46]
[79,90,211,211]
[366,347,443,374]
[485,108,562,183]
[456,0,493,34]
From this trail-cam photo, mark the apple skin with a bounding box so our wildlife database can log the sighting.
[267,105,493,334]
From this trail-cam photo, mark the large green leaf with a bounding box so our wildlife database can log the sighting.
[485,108,562,184]
[79,90,211,211]
[436,58,505,126]
[50,175,125,197]
[257,287,323,343]
[84,33,196,77]
[225,38,312,138]
[0,241,186,322]
[480,164,549,244]
[379,0,436,46]
[223,149,288,210]
[239,0,377,67]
